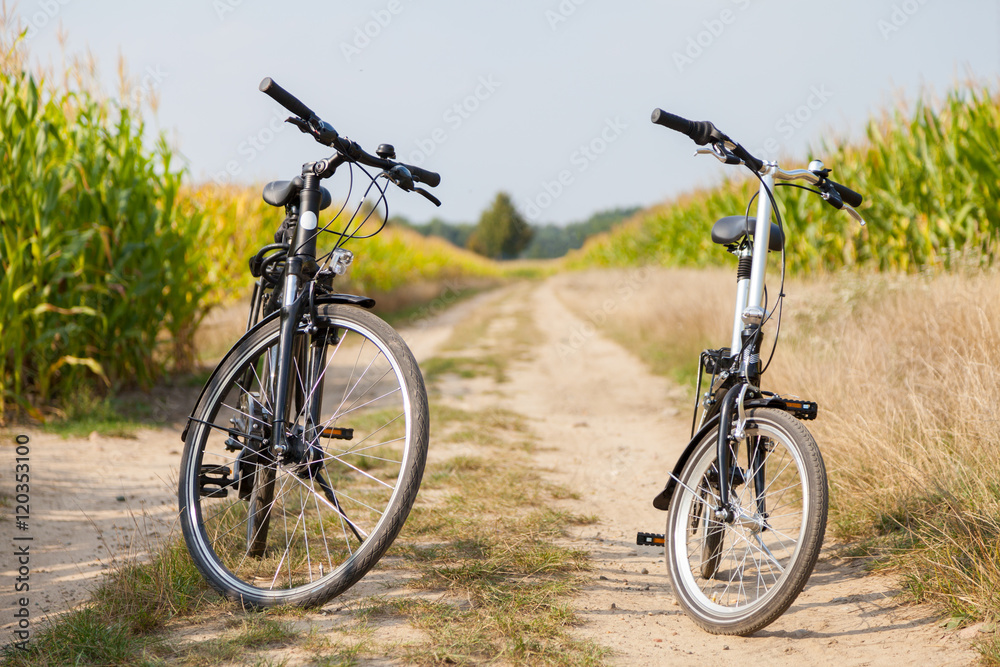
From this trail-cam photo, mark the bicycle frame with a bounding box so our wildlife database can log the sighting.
[683,163,798,519]
[729,167,775,357]
[714,163,802,520]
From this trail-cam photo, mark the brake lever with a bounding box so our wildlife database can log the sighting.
[843,204,867,226]
[284,116,339,147]
[714,141,741,165]
[286,116,311,134]
[818,179,867,226]
[695,147,726,163]
[694,143,740,165]
[414,187,441,207]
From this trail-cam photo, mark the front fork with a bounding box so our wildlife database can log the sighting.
[267,264,333,462]
[269,258,306,459]
[714,323,766,524]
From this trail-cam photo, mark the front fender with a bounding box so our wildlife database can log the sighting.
[651,394,816,510]
[652,413,723,510]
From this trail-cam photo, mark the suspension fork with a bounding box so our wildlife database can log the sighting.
[269,268,305,458]
[269,169,324,458]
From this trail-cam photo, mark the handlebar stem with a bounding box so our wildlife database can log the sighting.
[291,171,323,263]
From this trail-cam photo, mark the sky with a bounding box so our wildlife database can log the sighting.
[16,1,1000,226]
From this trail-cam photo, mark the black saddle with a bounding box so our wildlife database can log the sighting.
[262,176,333,210]
[711,215,784,252]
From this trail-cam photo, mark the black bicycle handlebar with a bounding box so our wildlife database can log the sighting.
[651,108,763,172]
[259,77,441,189]
[259,77,316,120]
[334,136,441,188]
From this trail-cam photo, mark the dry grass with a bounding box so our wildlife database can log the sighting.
[558,267,1000,658]
[767,272,1000,615]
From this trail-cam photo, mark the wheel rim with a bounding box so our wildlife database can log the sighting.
[183,313,415,600]
[671,418,810,616]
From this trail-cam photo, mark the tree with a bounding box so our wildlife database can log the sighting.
[467,192,533,259]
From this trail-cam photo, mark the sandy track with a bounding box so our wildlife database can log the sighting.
[0,429,181,623]
[0,273,980,664]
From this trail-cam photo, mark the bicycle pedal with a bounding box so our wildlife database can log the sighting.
[320,427,353,440]
[765,394,819,420]
[199,465,235,498]
[636,532,665,547]
[782,398,818,420]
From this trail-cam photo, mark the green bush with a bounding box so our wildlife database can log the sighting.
[571,85,1000,273]
[0,70,209,421]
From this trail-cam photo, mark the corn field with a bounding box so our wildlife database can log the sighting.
[183,184,502,300]
[0,70,210,422]
[571,86,1000,273]
[0,68,503,423]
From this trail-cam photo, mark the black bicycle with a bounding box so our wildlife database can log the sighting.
[638,108,866,635]
[178,78,440,608]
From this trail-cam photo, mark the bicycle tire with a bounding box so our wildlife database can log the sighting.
[665,407,827,635]
[179,304,429,608]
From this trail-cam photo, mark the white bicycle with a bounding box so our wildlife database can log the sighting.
[638,108,866,635]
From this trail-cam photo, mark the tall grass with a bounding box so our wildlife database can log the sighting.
[570,85,1000,273]
[767,271,1000,621]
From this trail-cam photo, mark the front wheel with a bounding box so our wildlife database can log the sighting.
[179,304,429,608]
[665,408,827,635]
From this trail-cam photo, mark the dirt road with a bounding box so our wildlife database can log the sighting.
[0,272,979,665]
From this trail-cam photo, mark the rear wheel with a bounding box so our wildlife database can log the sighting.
[179,304,429,608]
[665,408,827,635]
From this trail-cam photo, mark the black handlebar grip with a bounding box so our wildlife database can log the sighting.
[831,181,863,208]
[651,108,719,146]
[651,108,693,135]
[259,77,316,120]
[404,164,441,188]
